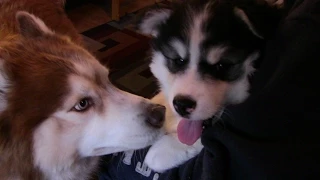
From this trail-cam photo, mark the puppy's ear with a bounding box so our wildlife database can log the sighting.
[234,7,264,39]
[16,11,54,38]
[138,8,172,37]
[263,0,284,9]
[233,0,286,39]
[55,0,66,7]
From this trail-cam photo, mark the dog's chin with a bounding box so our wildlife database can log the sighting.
[87,131,165,156]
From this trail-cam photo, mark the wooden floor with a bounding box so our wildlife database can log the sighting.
[66,0,177,33]
[65,0,179,98]
[67,3,112,33]
[111,0,163,21]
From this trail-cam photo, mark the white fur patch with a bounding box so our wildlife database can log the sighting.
[206,46,227,64]
[140,9,172,37]
[227,51,259,104]
[0,59,9,113]
[244,51,259,76]
[150,51,174,98]
[188,2,214,65]
[189,14,206,66]
[33,118,98,180]
[170,39,187,59]
[234,7,263,39]
[144,133,202,172]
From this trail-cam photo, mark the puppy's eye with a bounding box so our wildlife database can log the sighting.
[214,62,232,71]
[74,98,92,112]
[172,58,187,66]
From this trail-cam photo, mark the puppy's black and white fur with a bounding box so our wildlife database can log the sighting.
[139,0,286,172]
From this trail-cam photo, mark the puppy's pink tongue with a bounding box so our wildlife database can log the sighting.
[177,119,203,145]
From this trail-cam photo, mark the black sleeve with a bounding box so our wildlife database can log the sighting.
[160,0,320,179]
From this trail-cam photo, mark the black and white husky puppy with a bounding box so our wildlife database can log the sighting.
[140,0,286,173]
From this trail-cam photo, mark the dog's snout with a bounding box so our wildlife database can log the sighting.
[146,104,166,128]
[173,95,196,117]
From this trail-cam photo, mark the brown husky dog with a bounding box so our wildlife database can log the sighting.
[0,0,165,179]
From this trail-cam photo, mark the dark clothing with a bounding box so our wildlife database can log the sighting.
[99,0,320,179]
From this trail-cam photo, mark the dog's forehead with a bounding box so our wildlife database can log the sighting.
[155,1,260,62]
[31,38,109,88]
[72,57,109,88]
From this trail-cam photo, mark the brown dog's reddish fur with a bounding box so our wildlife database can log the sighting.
[0,0,166,178]
[0,0,96,179]
[0,0,81,44]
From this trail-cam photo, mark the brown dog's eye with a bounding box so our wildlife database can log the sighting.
[74,98,92,112]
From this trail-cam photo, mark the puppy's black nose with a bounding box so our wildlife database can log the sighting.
[173,95,196,117]
[146,104,166,128]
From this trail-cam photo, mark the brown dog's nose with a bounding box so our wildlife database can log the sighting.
[146,104,166,128]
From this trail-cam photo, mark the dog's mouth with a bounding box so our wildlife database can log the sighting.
[177,117,214,146]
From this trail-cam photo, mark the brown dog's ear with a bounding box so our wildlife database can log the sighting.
[16,11,54,38]
[138,8,172,37]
